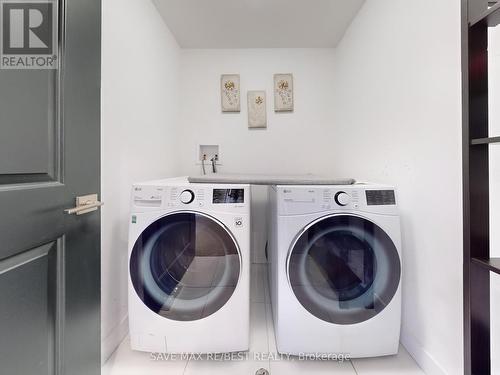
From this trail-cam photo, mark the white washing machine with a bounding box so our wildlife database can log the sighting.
[268,184,402,358]
[128,177,250,353]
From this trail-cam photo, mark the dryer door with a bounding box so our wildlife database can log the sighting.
[287,214,400,325]
[130,211,241,321]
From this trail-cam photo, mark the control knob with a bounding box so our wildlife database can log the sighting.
[179,189,195,204]
[335,191,351,206]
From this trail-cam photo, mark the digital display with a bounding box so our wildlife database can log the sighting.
[213,189,245,204]
[366,190,396,206]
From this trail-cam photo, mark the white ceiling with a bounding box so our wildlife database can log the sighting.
[152,0,365,48]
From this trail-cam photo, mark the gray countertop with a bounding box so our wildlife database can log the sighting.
[187,174,355,185]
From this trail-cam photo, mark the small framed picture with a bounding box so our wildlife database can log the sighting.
[274,73,294,112]
[247,91,267,128]
[221,74,240,112]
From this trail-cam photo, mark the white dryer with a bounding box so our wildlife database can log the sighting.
[128,177,250,353]
[268,184,402,358]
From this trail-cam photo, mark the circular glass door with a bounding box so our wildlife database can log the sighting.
[287,214,400,325]
[130,212,241,321]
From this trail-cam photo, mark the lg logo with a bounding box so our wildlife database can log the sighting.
[1,0,58,69]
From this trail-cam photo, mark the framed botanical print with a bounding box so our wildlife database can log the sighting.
[247,91,267,128]
[221,74,240,112]
[274,73,294,112]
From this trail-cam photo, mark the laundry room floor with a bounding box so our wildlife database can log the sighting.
[102,264,425,375]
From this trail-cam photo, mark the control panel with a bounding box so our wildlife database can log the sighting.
[132,186,164,207]
[132,184,249,212]
[277,186,397,216]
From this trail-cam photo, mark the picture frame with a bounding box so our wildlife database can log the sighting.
[247,91,267,128]
[221,74,240,112]
[274,73,294,112]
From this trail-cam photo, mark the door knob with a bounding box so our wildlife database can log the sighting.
[65,194,103,215]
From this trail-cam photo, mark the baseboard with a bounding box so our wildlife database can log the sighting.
[401,328,448,375]
[101,314,129,365]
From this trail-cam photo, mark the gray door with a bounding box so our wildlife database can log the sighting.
[0,0,101,374]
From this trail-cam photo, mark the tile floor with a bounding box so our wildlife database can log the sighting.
[102,264,425,375]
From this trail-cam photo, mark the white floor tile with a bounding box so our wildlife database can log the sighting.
[251,264,267,303]
[250,302,269,354]
[103,263,426,375]
[101,336,188,375]
[252,263,271,304]
[351,345,425,374]
[265,303,277,355]
[183,356,269,375]
[269,357,357,375]
[264,273,271,304]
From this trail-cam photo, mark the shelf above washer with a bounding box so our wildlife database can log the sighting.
[470,136,500,145]
[471,257,500,275]
[470,2,500,26]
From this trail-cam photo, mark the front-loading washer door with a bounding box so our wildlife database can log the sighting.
[287,214,400,325]
[130,211,241,321]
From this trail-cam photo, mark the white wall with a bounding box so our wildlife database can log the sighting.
[176,49,337,261]
[101,0,180,362]
[331,0,462,374]
[177,49,337,176]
